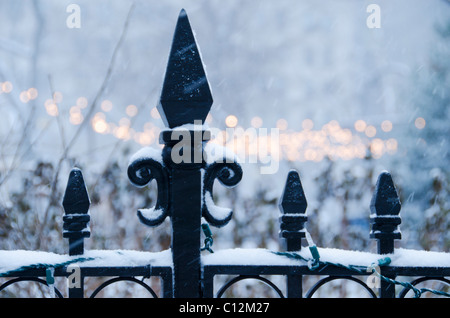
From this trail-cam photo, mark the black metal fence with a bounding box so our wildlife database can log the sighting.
[0,9,449,299]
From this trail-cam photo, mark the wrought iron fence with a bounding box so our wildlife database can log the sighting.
[0,9,449,299]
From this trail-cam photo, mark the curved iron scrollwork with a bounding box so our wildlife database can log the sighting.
[398,277,450,298]
[305,276,377,298]
[127,157,170,227]
[216,275,284,298]
[202,161,243,227]
[0,277,64,298]
[90,277,158,298]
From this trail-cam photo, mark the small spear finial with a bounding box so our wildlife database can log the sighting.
[62,168,91,256]
[278,170,308,251]
[370,171,402,254]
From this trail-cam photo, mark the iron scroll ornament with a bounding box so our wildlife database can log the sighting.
[127,9,243,230]
[127,157,170,226]
[128,150,242,228]
[202,160,243,227]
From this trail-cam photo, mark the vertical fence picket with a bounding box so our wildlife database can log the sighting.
[279,170,308,297]
[158,9,214,298]
[62,167,91,298]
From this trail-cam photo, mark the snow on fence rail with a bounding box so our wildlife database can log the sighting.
[1,9,449,298]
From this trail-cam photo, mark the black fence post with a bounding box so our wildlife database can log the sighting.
[279,170,307,298]
[158,9,213,298]
[62,167,90,298]
[370,171,401,298]
[162,133,207,298]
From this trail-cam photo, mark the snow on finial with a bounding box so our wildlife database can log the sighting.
[278,170,307,215]
[278,170,308,251]
[370,171,401,216]
[370,171,402,248]
[157,9,213,129]
[62,168,90,215]
[62,168,91,255]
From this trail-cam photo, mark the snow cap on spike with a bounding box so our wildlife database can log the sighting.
[279,170,307,215]
[62,168,90,215]
[278,170,308,251]
[370,171,402,247]
[62,168,91,255]
[157,9,213,128]
[370,171,401,216]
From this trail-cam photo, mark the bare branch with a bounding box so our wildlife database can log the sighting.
[34,2,136,249]
[64,2,136,158]
[47,74,67,150]
[0,0,44,187]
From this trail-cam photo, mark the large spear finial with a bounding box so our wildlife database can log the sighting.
[157,9,213,129]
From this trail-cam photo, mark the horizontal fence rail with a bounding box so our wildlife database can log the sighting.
[0,9,449,298]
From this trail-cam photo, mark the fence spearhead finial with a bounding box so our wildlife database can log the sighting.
[370,171,401,254]
[158,9,213,129]
[279,170,307,215]
[278,170,308,251]
[370,171,401,216]
[62,168,91,255]
[62,168,90,215]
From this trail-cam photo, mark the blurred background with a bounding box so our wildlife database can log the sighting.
[0,0,448,297]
